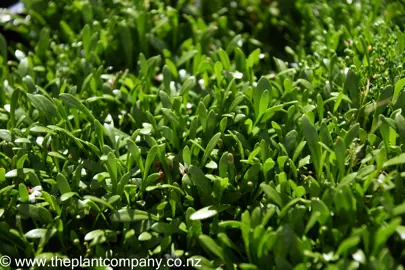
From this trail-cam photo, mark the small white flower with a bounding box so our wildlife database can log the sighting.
[31,190,42,197]
[155,73,163,81]
[179,69,187,81]
[29,186,42,203]
[19,186,42,203]
[170,81,177,94]
[36,136,44,145]
[179,163,189,175]
[198,79,205,89]
[29,194,36,203]
[105,114,114,125]
[30,186,43,193]
[232,71,243,79]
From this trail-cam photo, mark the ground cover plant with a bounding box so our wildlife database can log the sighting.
[1,0,405,269]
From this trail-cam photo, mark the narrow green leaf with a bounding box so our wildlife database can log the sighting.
[110,208,158,222]
[177,50,198,67]
[60,93,95,122]
[57,173,71,194]
[218,49,231,70]
[336,236,360,256]
[202,132,221,165]
[334,137,346,177]
[188,166,214,206]
[144,145,157,180]
[394,78,405,104]
[383,153,405,168]
[344,69,360,108]
[302,115,322,177]
[18,183,29,203]
[260,183,283,208]
[198,235,224,260]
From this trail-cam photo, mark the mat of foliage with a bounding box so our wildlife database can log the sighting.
[1,1,405,269]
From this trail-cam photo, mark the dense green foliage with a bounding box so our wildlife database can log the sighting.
[2,0,405,269]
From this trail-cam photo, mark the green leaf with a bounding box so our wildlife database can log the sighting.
[151,222,184,235]
[17,204,53,224]
[60,192,79,202]
[18,57,29,76]
[183,146,191,166]
[226,34,242,54]
[177,50,198,67]
[10,88,23,129]
[106,152,118,192]
[393,202,405,216]
[218,48,231,70]
[336,236,361,256]
[35,28,50,60]
[180,76,196,95]
[261,104,285,123]
[119,22,133,69]
[57,173,71,194]
[302,114,322,178]
[162,65,171,92]
[60,20,76,43]
[338,173,357,188]
[373,218,402,255]
[84,230,105,241]
[202,132,221,165]
[305,199,330,233]
[394,78,405,104]
[198,235,224,260]
[254,77,271,117]
[159,90,172,109]
[40,191,61,215]
[295,79,313,92]
[372,85,393,130]
[383,153,405,168]
[138,231,152,241]
[190,205,229,221]
[260,183,283,208]
[344,69,360,108]
[92,120,104,149]
[0,33,7,61]
[258,90,270,120]
[188,166,214,206]
[25,228,49,239]
[345,123,360,147]
[161,108,180,126]
[247,49,261,68]
[18,183,29,203]
[334,137,346,177]
[0,168,5,183]
[60,93,95,122]
[165,59,178,78]
[110,208,159,222]
[215,61,223,86]
[83,195,115,210]
[0,129,12,142]
[229,94,246,112]
[127,139,144,172]
[144,145,157,180]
